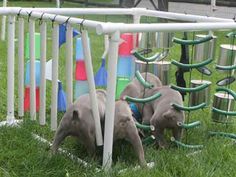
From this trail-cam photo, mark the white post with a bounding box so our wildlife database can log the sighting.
[102,31,120,170]
[51,23,59,131]
[132,14,141,50]
[39,22,47,125]
[65,25,73,108]
[18,18,24,117]
[7,15,15,123]
[81,30,103,146]
[29,19,36,121]
[1,0,7,41]
[56,0,60,8]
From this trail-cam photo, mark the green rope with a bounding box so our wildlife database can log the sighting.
[172,58,213,69]
[170,83,210,93]
[135,122,155,131]
[135,71,154,89]
[173,35,213,45]
[209,131,236,140]
[177,121,201,129]
[171,137,204,149]
[212,107,236,116]
[172,103,206,112]
[124,92,161,103]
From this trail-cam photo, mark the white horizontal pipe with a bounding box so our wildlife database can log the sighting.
[140,9,233,22]
[96,22,236,34]
[11,7,141,15]
[5,8,104,30]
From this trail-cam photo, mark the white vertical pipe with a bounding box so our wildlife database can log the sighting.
[102,31,120,170]
[65,25,73,108]
[1,0,7,41]
[7,15,15,123]
[39,22,47,125]
[29,19,36,121]
[56,0,60,8]
[51,23,59,131]
[81,30,103,146]
[102,35,109,59]
[132,14,141,50]
[18,18,24,117]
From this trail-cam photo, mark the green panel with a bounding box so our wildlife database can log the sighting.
[25,33,41,59]
[115,77,130,100]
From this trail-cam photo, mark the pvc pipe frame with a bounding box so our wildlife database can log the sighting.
[29,19,36,121]
[81,30,103,146]
[18,18,24,117]
[39,22,47,125]
[0,0,7,41]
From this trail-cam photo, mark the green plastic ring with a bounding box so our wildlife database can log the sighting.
[133,51,162,63]
[215,64,236,71]
[173,35,213,45]
[216,87,236,100]
[172,103,206,112]
[226,32,236,38]
[177,121,201,129]
[212,107,236,116]
[124,92,161,103]
[171,137,204,149]
[172,58,213,69]
[209,131,236,140]
[135,122,155,131]
[170,83,210,93]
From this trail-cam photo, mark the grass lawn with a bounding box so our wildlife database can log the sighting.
[0,1,236,177]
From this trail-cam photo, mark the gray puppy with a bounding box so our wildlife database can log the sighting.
[51,90,146,167]
[141,86,185,148]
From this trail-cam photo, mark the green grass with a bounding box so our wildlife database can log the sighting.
[0,1,236,177]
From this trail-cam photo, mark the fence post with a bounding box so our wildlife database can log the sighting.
[39,22,47,125]
[7,15,15,123]
[102,30,120,170]
[51,23,59,131]
[18,18,25,118]
[1,0,7,41]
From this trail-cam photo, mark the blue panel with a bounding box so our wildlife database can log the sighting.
[117,56,133,78]
[25,60,41,87]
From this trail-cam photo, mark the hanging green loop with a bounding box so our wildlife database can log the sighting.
[135,71,154,89]
[226,32,236,38]
[135,122,155,131]
[177,121,201,129]
[171,58,213,69]
[171,137,204,149]
[170,83,210,93]
[216,87,236,100]
[133,51,162,63]
[124,92,161,103]
[212,107,236,116]
[209,131,236,140]
[172,103,206,112]
[215,64,236,71]
[173,35,213,45]
[142,135,156,145]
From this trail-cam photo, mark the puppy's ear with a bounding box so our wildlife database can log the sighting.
[163,109,175,121]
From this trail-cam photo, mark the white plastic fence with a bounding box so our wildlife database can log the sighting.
[0,7,236,170]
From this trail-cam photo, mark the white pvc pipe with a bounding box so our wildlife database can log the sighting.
[102,31,120,170]
[81,30,103,146]
[18,7,141,15]
[39,22,47,125]
[0,0,7,41]
[6,15,15,123]
[51,23,59,131]
[132,14,141,50]
[56,0,60,8]
[140,9,233,22]
[65,25,73,108]
[96,22,236,34]
[102,35,109,59]
[29,19,36,121]
[18,18,24,117]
